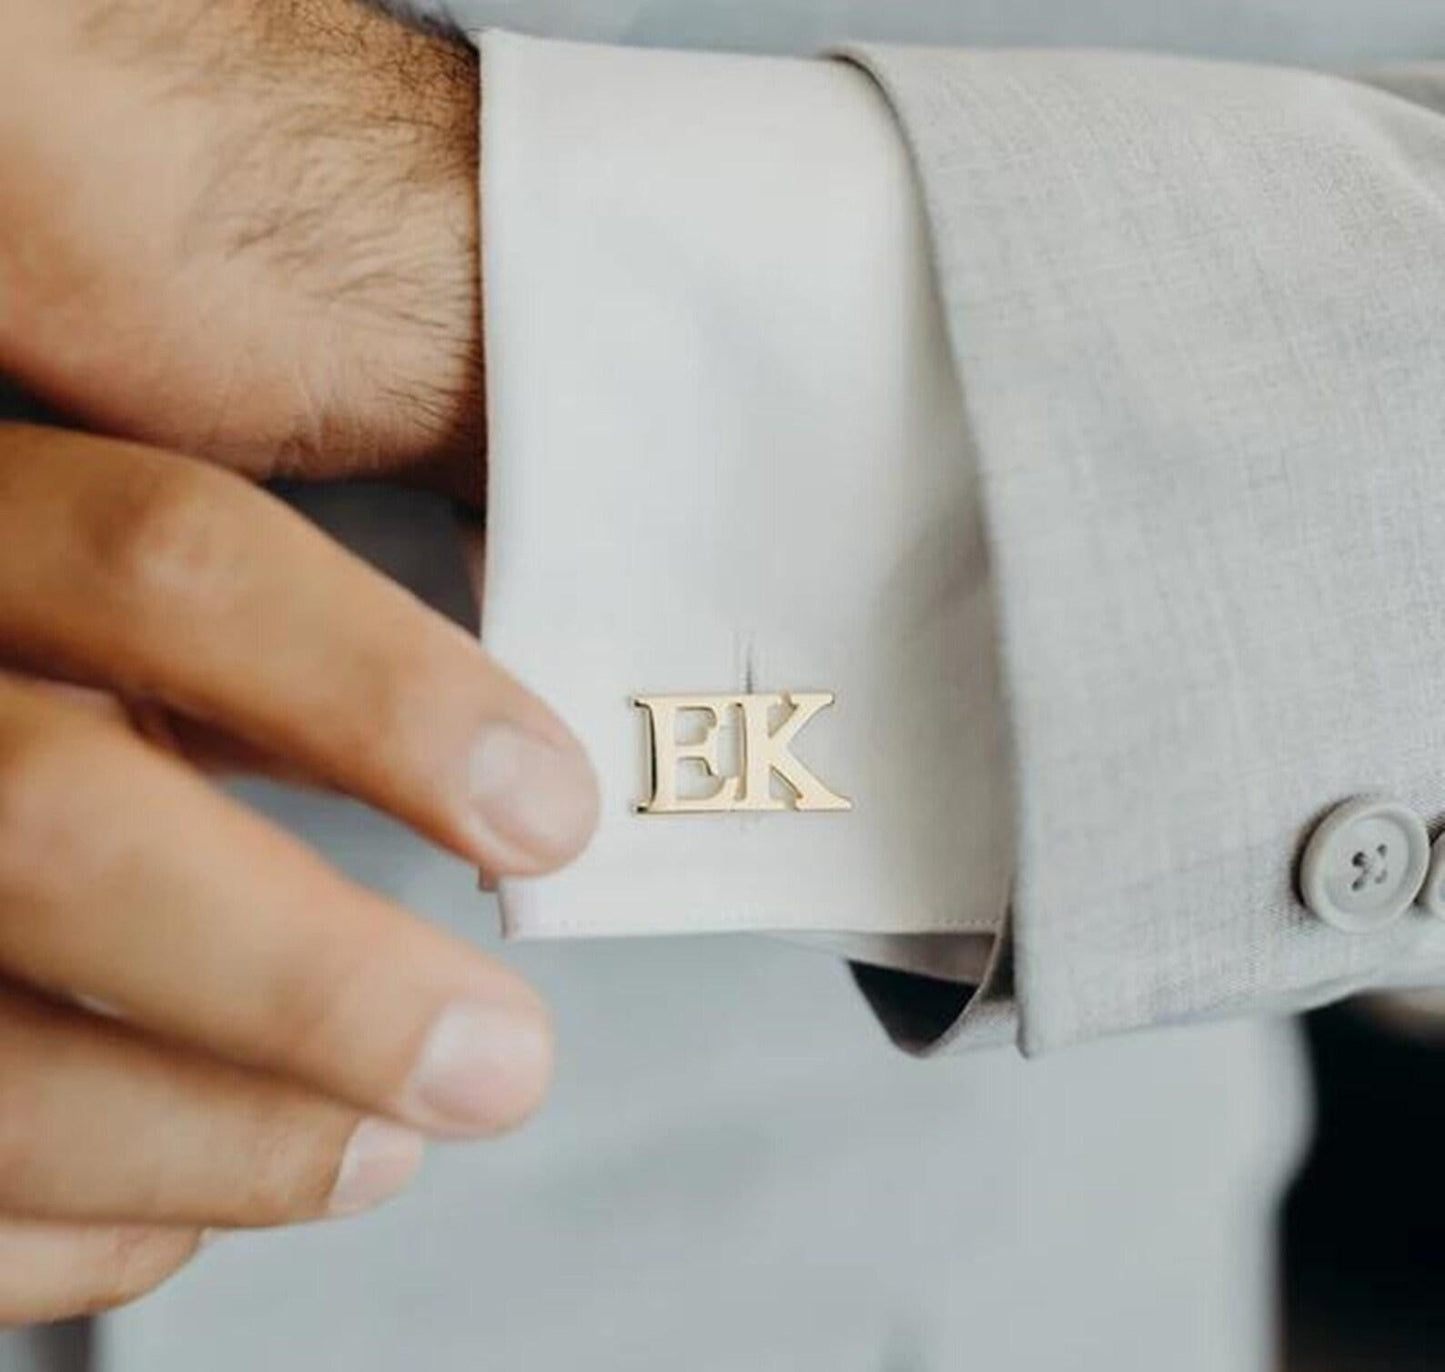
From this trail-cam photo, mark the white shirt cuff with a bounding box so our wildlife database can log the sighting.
[475,31,1012,952]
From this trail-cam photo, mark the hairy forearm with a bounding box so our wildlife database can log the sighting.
[0,0,483,488]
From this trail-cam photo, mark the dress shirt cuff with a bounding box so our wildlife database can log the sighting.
[472,31,1013,960]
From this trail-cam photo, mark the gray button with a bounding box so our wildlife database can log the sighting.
[1299,796,1428,933]
[1418,834,1445,921]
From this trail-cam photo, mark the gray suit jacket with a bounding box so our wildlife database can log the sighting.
[843,45,1445,1056]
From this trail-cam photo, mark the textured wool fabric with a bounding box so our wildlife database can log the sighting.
[843,46,1445,1053]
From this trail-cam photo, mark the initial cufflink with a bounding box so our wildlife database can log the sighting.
[632,691,851,814]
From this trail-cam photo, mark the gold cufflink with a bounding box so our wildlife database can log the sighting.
[632,692,852,814]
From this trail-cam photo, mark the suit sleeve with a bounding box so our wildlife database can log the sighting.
[842,45,1445,1053]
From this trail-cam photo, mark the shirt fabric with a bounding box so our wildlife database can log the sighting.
[478,33,1009,984]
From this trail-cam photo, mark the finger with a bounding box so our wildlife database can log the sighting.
[125,700,318,787]
[0,983,421,1229]
[0,1219,200,1325]
[0,678,553,1138]
[0,424,597,877]
[22,679,322,785]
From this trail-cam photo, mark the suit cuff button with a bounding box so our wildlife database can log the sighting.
[1299,795,1428,933]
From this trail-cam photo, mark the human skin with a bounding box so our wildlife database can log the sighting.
[0,0,596,1322]
[1,0,488,490]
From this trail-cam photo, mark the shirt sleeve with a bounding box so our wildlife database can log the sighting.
[472,31,1013,985]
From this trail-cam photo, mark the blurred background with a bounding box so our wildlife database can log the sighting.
[1286,998,1445,1371]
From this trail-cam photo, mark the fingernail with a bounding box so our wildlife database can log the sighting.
[466,723,597,870]
[399,999,553,1137]
[328,1118,426,1217]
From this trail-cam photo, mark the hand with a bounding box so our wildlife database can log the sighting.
[0,423,599,1323]
[0,0,484,494]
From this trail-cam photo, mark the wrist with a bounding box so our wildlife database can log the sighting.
[0,0,485,492]
[230,8,485,490]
